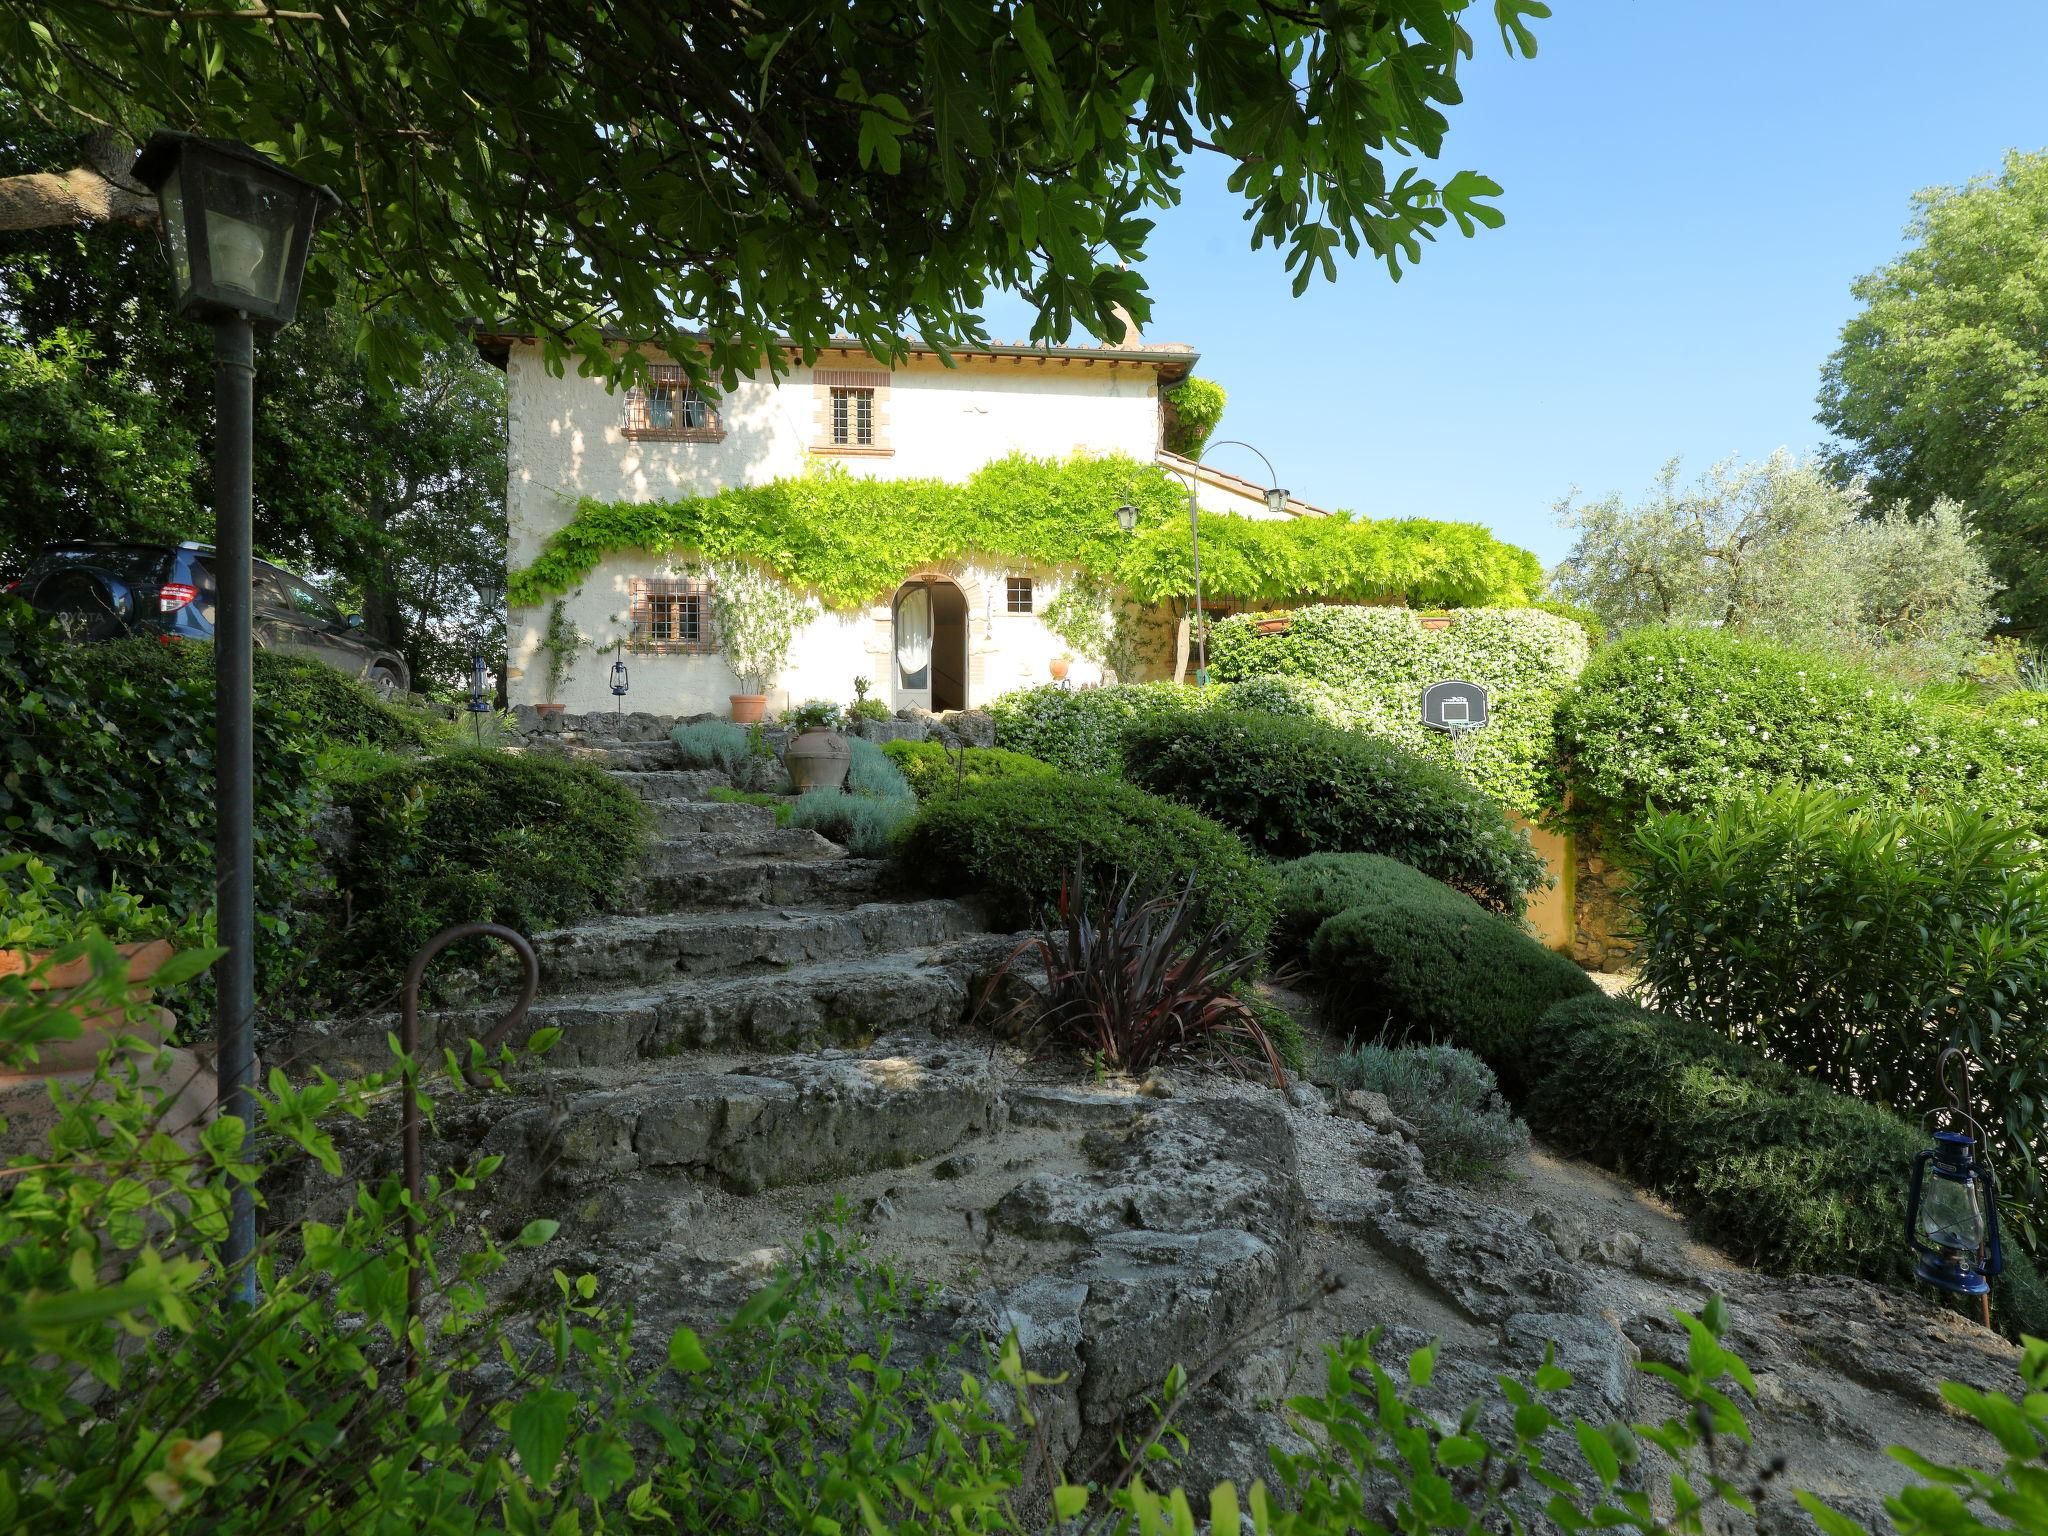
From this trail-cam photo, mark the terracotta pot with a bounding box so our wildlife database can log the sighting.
[1419,614,1454,631]
[1049,657,1071,681]
[0,939,179,1078]
[729,693,768,724]
[535,702,567,716]
[1253,616,1294,635]
[0,937,175,991]
[785,726,852,791]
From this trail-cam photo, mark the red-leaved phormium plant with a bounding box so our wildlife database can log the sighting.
[980,860,1286,1086]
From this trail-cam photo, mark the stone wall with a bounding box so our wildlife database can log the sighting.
[1571,820,1635,972]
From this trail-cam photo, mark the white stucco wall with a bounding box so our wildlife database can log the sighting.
[502,343,1159,713]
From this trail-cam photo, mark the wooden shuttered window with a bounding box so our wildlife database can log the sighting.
[627,575,717,653]
[623,365,724,441]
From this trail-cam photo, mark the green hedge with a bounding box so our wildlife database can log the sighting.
[1205,605,1589,815]
[896,773,1275,949]
[1303,858,1596,1071]
[333,748,650,995]
[1628,786,2048,1209]
[1124,712,1547,914]
[1557,627,2048,835]
[1524,996,2048,1336]
[986,682,1229,776]
[95,636,430,751]
[879,739,1059,799]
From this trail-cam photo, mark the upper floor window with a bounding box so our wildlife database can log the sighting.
[1006,576,1035,614]
[624,364,724,442]
[831,386,875,447]
[812,367,892,454]
[627,575,717,653]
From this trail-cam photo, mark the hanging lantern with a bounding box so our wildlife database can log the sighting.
[609,652,630,712]
[467,652,492,714]
[1115,500,1138,534]
[1907,1127,2004,1298]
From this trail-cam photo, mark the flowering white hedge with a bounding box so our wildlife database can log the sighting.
[1204,606,1591,814]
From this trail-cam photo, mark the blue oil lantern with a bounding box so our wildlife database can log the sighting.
[1906,1127,2004,1298]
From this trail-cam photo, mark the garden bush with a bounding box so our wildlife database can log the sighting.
[1326,1041,1529,1181]
[1272,852,1450,958]
[1124,711,1547,914]
[0,602,324,1004]
[1306,871,1596,1075]
[1206,604,1590,813]
[1557,626,2048,835]
[1627,786,2048,1215]
[897,773,1276,948]
[986,680,1226,775]
[879,739,1059,798]
[1523,995,2048,1337]
[332,747,649,999]
[788,738,917,855]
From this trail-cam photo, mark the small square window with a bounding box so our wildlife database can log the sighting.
[831,386,876,446]
[629,576,716,652]
[626,365,722,440]
[1006,577,1035,614]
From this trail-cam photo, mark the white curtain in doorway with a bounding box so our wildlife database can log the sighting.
[895,586,932,682]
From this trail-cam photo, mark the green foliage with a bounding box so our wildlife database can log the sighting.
[790,739,917,854]
[0,602,323,1003]
[538,599,584,703]
[331,748,649,1001]
[1039,572,1147,679]
[0,2,1544,384]
[987,680,1232,776]
[672,719,760,777]
[1206,604,1589,814]
[1557,627,2048,835]
[898,773,1276,948]
[707,785,795,826]
[1529,598,1607,645]
[507,455,1545,613]
[1272,852,1440,958]
[1326,1041,1529,1181]
[1161,376,1226,456]
[1306,865,1596,1071]
[1550,453,1997,684]
[711,561,813,692]
[94,636,430,751]
[781,699,845,730]
[0,852,188,950]
[1628,787,2048,1220]
[1820,149,2048,633]
[845,735,913,799]
[880,739,1060,799]
[1123,710,1548,914]
[1986,688,2048,727]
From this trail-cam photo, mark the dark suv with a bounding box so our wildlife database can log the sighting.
[6,542,411,694]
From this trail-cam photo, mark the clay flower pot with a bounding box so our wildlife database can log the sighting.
[785,726,852,791]
[1049,656,1071,681]
[1419,614,1454,632]
[729,693,768,724]
[0,938,178,1075]
[535,702,568,716]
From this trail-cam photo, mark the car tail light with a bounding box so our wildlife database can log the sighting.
[158,583,198,612]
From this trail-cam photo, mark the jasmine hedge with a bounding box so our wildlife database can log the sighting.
[1557,627,2048,835]
[1205,605,1590,815]
[507,453,1543,611]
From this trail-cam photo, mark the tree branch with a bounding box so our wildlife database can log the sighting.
[0,160,156,232]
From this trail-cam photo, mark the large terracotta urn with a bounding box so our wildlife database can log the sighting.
[784,726,852,791]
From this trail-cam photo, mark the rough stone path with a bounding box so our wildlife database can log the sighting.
[281,730,2022,1527]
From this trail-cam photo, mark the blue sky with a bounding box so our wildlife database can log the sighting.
[984,0,2048,568]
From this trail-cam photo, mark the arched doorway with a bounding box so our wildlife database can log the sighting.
[892,577,968,712]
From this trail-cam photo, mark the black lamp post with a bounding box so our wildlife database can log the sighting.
[132,133,339,1303]
[1160,440,1287,685]
[468,650,492,744]
[609,646,630,713]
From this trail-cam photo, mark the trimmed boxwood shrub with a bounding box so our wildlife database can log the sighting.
[896,773,1275,949]
[1557,626,2048,835]
[1205,604,1589,814]
[333,748,650,996]
[880,739,1058,799]
[987,681,1227,776]
[1524,996,2048,1337]
[1126,712,1547,915]
[1305,864,1596,1072]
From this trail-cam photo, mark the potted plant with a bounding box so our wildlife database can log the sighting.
[1049,653,1073,682]
[847,675,891,726]
[536,599,584,715]
[781,700,852,791]
[712,562,810,723]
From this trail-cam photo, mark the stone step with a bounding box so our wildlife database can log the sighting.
[639,828,841,869]
[647,799,782,839]
[479,1034,1004,1195]
[609,768,729,802]
[532,899,984,992]
[513,740,685,771]
[277,936,1020,1075]
[627,855,890,915]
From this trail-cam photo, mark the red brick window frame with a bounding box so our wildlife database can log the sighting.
[624,365,724,442]
[627,575,718,653]
[811,367,892,455]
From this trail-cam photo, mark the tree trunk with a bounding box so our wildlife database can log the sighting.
[0,134,155,232]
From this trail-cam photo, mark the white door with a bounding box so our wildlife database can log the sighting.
[893,585,932,711]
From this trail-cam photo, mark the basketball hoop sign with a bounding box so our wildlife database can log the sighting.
[1422,680,1489,766]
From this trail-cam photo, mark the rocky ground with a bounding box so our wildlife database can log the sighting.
[276,724,2021,1531]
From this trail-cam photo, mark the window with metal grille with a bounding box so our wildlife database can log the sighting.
[1006,576,1035,614]
[830,386,875,446]
[624,365,722,440]
[627,576,717,652]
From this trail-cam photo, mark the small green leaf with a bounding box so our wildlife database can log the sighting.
[668,1325,711,1374]
[515,1218,559,1247]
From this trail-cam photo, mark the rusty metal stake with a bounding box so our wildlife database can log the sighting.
[397,921,539,1378]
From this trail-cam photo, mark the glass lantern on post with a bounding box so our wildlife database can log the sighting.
[609,646,630,714]
[466,651,492,744]
[1906,1048,2006,1325]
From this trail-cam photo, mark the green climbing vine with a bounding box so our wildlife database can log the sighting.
[1162,377,1227,456]
[506,453,1544,612]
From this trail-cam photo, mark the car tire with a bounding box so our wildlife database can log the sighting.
[34,571,131,643]
[368,666,405,699]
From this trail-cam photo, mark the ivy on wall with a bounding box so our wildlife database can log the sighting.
[506,453,1544,612]
[1161,377,1226,456]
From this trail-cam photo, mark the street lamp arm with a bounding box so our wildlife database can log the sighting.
[1195,438,1282,489]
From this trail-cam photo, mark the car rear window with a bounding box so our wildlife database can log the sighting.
[31,546,174,588]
